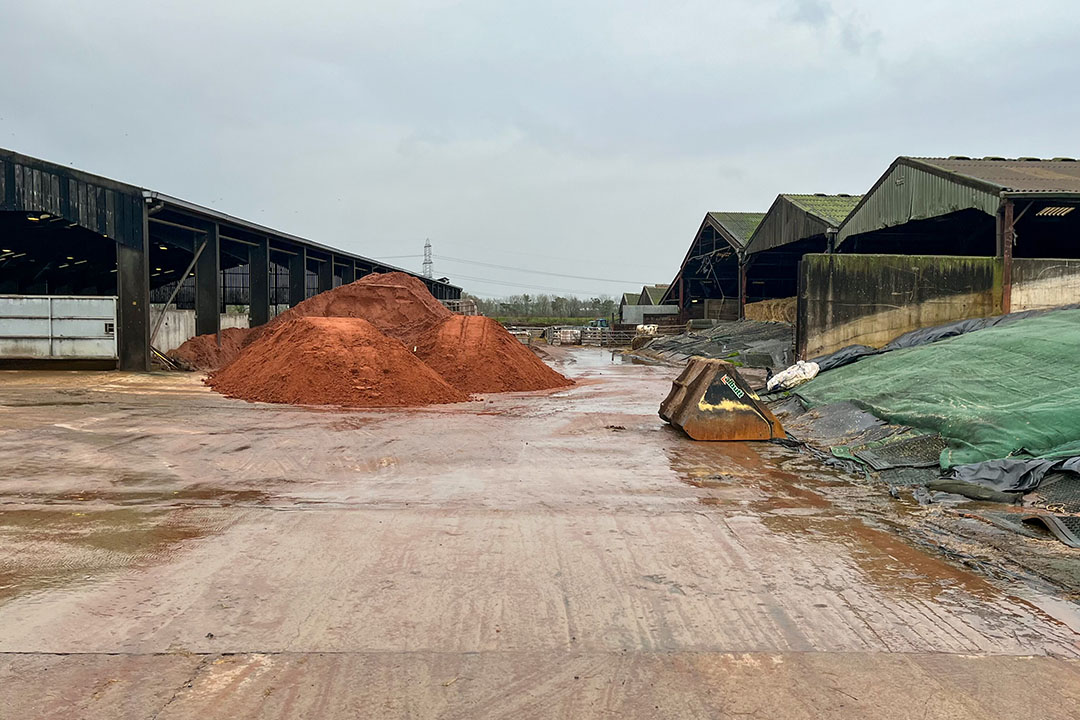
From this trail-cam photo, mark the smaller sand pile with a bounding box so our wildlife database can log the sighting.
[168,327,251,371]
[208,316,466,407]
[417,315,574,394]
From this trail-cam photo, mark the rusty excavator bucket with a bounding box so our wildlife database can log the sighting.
[659,357,784,442]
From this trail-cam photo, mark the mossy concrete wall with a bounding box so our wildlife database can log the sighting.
[1012,259,1080,312]
[798,255,1001,359]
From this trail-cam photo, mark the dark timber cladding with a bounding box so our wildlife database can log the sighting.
[0,148,461,371]
[742,194,861,306]
[836,156,1080,312]
[661,212,764,321]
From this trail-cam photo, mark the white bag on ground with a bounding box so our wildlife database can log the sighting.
[767,360,820,391]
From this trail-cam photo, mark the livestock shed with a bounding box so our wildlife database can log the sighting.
[838,156,1080,256]
[621,284,677,325]
[0,148,461,370]
[742,194,861,308]
[837,156,1080,312]
[638,284,670,305]
[662,212,764,321]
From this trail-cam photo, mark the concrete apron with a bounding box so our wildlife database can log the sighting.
[0,349,1077,718]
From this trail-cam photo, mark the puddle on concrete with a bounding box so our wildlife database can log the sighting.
[78,488,267,507]
[558,348,652,371]
[665,437,1006,596]
[0,506,225,604]
[667,440,842,514]
[760,513,995,599]
[11,486,271,508]
[664,433,1080,638]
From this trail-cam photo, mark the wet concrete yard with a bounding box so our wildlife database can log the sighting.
[1,349,1078,718]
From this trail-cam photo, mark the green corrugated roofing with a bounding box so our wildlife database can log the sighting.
[782,194,863,226]
[621,292,641,306]
[643,284,669,304]
[707,212,766,248]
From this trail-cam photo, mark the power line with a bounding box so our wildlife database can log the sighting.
[447,272,607,296]
[437,242,668,271]
[434,255,649,285]
[377,251,663,279]
[380,249,660,271]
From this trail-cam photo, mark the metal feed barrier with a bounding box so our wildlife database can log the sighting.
[440,299,478,315]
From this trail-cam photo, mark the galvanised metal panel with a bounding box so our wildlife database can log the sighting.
[838,161,1000,246]
[1,148,462,297]
[0,295,117,359]
[746,197,829,255]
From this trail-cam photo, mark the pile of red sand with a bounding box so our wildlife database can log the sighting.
[417,315,574,394]
[182,270,573,407]
[246,271,451,349]
[208,317,467,407]
[168,327,251,371]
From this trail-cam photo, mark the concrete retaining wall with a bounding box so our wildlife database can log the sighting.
[150,307,250,352]
[1012,258,1080,311]
[798,255,1000,359]
[621,304,679,325]
[799,255,1080,359]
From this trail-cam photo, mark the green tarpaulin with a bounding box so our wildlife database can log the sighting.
[796,308,1080,468]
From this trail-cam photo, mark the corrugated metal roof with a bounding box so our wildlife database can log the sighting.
[745,194,862,255]
[706,212,765,248]
[641,284,670,305]
[836,156,1080,247]
[836,159,1000,246]
[912,157,1080,194]
[660,211,765,305]
[781,194,863,226]
[0,147,461,292]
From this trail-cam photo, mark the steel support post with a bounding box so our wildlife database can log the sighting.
[194,222,220,338]
[339,259,355,285]
[116,198,150,371]
[317,258,333,294]
[288,247,307,307]
[738,257,747,321]
[249,237,270,327]
[1002,199,1015,314]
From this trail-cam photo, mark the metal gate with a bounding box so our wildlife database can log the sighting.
[0,295,118,359]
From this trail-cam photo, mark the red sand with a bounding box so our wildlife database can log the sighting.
[246,271,451,349]
[417,315,573,394]
[168,327,252,371]
[208,317,467,407]
[185,271,571,407]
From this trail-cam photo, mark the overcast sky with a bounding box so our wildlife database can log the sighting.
[2,0,1077,297]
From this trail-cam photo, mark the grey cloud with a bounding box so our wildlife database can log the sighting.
[785,0,834,26]
[0,1,1077,297]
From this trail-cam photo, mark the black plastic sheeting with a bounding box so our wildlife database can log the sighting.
[811,303,1080,373]
[948,456,1080,494]
[813,345,877,373]
[636,320,794,369]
